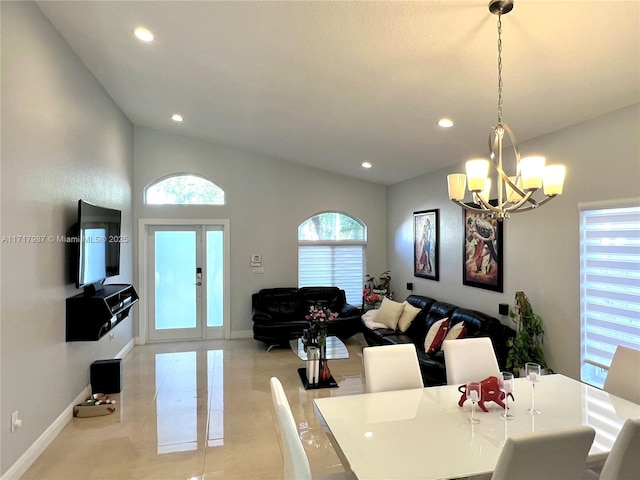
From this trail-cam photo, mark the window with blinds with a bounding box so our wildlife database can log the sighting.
[298,245,364,306]
[580,200,640,388]
[298,212,366,307]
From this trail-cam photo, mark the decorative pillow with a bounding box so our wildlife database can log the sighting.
[375,297,405,330]
[397,302,422,333]
[424,318,450,354]
[444,321,467,341]
[362,309,389,330]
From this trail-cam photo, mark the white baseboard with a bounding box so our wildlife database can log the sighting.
[230,329,252,339]
[1,386,90,480]
[1,341,136,480]
[116,338,135,359]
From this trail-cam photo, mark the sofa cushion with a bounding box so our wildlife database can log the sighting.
[299,286,344,313]
[424,317,450,354]
[444,321,467,341]
[362,309,388,330]
[450,308,497,337]
[398,302,422,332]
[403,296,437,340]
[376,297,405,330]
[256,288,301,322]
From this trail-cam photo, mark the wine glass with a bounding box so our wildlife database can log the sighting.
[467,382,482,424]
[499,371,514,420]
[525,362,541,415]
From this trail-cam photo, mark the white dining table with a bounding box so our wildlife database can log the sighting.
[313,374,640,480]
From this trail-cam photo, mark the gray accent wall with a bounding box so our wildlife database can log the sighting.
[387,104,640,380]
[1,2,134,474]
[133,126,388,338]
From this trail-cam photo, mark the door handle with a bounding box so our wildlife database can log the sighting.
[194,281,202,286]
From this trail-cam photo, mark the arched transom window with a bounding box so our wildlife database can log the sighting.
[145,174,225,205]
[298,212,366,306]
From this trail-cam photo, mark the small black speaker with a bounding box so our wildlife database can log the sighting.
[499,303,509,316]
[406,282,413,291]
[90,359,122,394]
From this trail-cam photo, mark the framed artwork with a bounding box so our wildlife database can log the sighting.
[414,209,439,281]
[462,205,503,292]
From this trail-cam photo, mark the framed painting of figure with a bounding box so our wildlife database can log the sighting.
[414,209,439,281]
[462,207,503,292]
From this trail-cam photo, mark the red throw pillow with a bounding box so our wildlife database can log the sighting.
[424,318,450,354]
[444,322,467,341]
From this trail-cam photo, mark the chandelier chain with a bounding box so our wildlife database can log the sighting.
[497,15,503,125]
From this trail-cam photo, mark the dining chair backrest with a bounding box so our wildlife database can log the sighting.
[598,417,640,480]
[442,337,500,385]
[603,345,640,404]
[270,377,313,480]
[491,425,595,480]
[363,344,424,393]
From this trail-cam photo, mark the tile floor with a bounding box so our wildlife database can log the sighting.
[21,335,368,480]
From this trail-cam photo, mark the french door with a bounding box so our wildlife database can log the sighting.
[147,224,225,342]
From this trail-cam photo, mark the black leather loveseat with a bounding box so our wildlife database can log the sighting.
[362,294,516,386]
[252,287,361,350]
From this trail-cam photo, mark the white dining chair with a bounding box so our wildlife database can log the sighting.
[363,344,424,393]
[603,345,640,404]
[442,337,500,385]
[491,425,595,480]
[585,417,640,480]
[269,377,353,480]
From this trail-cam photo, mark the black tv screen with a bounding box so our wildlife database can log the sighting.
[76,200,121,290]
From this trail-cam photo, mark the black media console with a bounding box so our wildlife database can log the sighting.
[66,284,139,342]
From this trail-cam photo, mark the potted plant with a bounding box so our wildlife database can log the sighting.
[363,271,391,310]
[506,291,551,377]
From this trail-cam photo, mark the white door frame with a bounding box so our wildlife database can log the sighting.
[137,218,231,344]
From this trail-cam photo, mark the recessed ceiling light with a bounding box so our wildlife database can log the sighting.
[134,27,154,43]
[361,162,372,169]
[171,114,184,123]
[438,118,454,128]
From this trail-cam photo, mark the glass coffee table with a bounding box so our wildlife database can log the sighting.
[289,336,349,389]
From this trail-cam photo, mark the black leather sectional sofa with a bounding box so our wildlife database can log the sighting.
[252,287,361,350]
[362,294,516,386]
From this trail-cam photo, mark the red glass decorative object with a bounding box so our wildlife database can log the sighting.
[320,358,331,382]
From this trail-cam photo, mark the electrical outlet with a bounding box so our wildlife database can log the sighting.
[11,411,22,432]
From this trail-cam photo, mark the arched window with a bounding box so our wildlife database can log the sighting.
[145,174,225,205]
[298,212,366,306]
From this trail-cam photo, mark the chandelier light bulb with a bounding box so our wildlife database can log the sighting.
[505,176,523,202]
[543,165,566,196]
[476,178,492,204]
[447,174,467,201]
[520,156,545,190]
[465,159,490,192]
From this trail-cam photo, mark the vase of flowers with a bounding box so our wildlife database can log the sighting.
[305,305,338,382]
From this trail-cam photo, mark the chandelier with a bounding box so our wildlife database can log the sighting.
[447,0,566,220]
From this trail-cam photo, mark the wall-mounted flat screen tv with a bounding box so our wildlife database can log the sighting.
[75,200,121,291]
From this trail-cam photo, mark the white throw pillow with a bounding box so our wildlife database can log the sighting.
[424,317,450,354]
[397,302,422,332]
[444,321,467,341]
[375,297,405,330]
[362,309,388,330]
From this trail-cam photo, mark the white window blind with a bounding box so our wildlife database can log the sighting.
[580,200,640,388]
[298,245,364,306]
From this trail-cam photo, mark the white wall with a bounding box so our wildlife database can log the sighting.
[0,2,134,474]
[133,127,388,338]
[387,104,640,380]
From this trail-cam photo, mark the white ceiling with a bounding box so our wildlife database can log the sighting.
[36,1,639,185]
